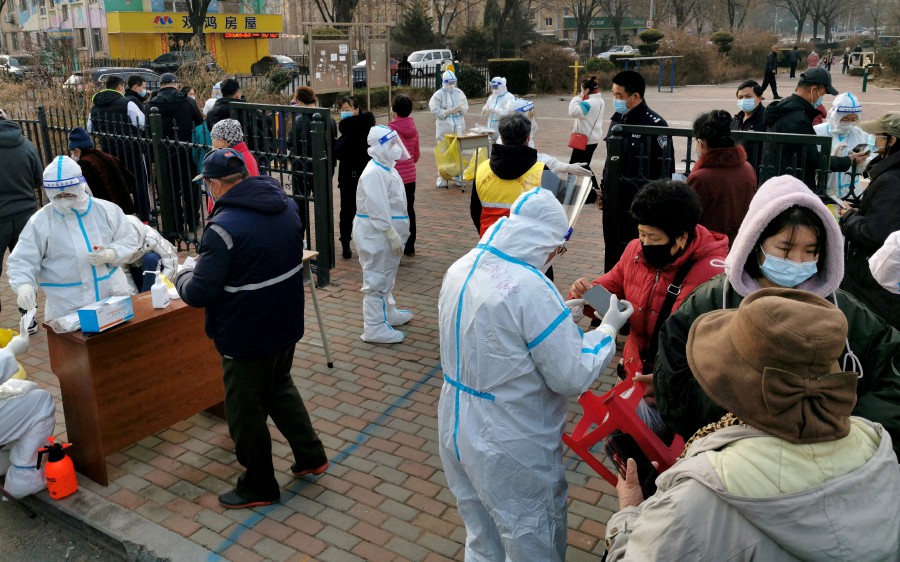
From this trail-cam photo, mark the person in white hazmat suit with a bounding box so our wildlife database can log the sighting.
[813,92,875,199]
[0,324,54,498]
[7,155,140,322]
[354,125,415,344]
[481,77,513,134]
[430,71,469,187]
[437,187,634,561]
[506,97,592,179]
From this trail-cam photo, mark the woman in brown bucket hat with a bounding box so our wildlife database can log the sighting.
[603,288,900,561]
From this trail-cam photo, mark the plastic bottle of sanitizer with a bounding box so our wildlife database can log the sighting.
[151,269,170,309]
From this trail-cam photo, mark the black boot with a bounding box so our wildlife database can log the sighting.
[341,242,351,259]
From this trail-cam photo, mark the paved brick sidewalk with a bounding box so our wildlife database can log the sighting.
[5,73,894,561]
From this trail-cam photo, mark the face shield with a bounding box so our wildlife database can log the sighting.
[489,76,507,96]
[828,92,862,135]
[510,98,537,138]
[43,155,89,211]
[442,71,457,91]
[367,126,411,164]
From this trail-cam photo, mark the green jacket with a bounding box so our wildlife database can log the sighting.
[655,274,900,456]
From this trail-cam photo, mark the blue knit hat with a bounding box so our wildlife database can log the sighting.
[68,127,94,150]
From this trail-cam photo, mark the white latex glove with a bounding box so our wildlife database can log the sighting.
[483,106,495,115]
[89,246,117,266]
[565,299,585,323]
[16,284,36,311]
[453,105,465,114]
[595,294,634,338]
[173,255,198,284]
[6,333,28,357]
[566,163,593,177]
[385,228,404,256]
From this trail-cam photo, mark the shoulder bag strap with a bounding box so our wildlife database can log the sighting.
[643,259,696,371]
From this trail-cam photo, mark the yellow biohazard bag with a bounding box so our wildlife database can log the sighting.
[463,147,489,181]
[0,328,26,380]
[435,134,462,180]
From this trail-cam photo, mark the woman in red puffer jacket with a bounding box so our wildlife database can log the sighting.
[569,180,728,396]
[387,94,420,256]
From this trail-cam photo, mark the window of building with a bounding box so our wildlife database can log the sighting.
[77,27,86,48]
[93,28,102,51]
[61,3,68,20]
[10,33,18,51]
[545,17,552,26]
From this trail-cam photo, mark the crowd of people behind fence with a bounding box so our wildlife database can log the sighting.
[0,57,899,561]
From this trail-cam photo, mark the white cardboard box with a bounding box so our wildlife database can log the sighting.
[77,295,135,333]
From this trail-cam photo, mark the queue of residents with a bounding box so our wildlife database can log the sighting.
[0,62,898,561]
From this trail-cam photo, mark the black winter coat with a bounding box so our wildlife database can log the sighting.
[759,94,852,191]
[206,96,236,130]
[765,50,779,72]
[731,103,766,170]
[840,150,900,329]
[333,112,375,189]
[148,87,203,142]
[176,175,305,359]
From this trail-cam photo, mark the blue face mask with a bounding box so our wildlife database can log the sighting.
[759,250,818,288]
[737,98,756,113]
[812,95,824,109]
[613,99,628,115]
[340,111,353,119]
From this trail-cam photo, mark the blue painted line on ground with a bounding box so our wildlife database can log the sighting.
[208,362,443,559]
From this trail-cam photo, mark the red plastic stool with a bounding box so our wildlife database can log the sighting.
[563,380,685,486]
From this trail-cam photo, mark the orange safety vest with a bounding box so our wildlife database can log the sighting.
[475,159,545,235]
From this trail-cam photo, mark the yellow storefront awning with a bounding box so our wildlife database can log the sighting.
[106,12,282,34]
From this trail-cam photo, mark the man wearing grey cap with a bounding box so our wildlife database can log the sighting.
[148,72,204,229]
[760,67,867,191]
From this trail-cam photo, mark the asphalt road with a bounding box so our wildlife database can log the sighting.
[0,498,122,562]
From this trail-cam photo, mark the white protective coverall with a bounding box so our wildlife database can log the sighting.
[482,77,513,133]
[353,125,414,344]
[429,71,468,141]
[7,156,140,321]
[813,92,875,198]
[870,230,900,294]
[121,215,179,293]
[437,187,622,561]
[0,334,54,498]
[203,82,222,117]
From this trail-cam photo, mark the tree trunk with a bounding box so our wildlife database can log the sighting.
[612,17,623,44]
[794,15,805,43]
[334,0,358,22]
[811,18,819,40]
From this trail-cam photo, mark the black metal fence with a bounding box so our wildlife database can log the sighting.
[607,124,841,195]
[13,103,335,286]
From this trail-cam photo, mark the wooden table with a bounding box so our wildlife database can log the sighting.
[46,292,224,485]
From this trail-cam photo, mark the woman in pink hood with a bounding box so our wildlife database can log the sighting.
[387,94,420,256]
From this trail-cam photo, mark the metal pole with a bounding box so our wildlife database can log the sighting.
[37,106,53,165]
[310,114,332,286]
[148,107,177,242]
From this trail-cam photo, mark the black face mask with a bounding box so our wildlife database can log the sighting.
[641,241,679,269]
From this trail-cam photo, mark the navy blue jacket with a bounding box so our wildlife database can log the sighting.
[176,175,305,359]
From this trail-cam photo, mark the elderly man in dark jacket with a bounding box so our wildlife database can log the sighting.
[175,148,328,509]
[840,112,900,330]
[0,111,40,311]
[760,68,867,191]
[760,45,781,99]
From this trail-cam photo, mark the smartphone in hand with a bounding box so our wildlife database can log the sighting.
[852,143,870,154]
[583,284,627,314]
[605,432,659,499]
[829,195,850,210]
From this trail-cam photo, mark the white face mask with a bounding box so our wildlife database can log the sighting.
[833,121,855,135]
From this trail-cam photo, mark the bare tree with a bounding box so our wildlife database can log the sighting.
[310,0,360,22]
[771,0,813,43]
[810,0,858,42]
[569,0,605,48]
[668,0,701,27]
[597,0,628,44]
[489,0,534,56]
[725,0,757,29]
[864,0,887,47]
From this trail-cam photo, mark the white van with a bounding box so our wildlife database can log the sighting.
[407,49,453,76]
